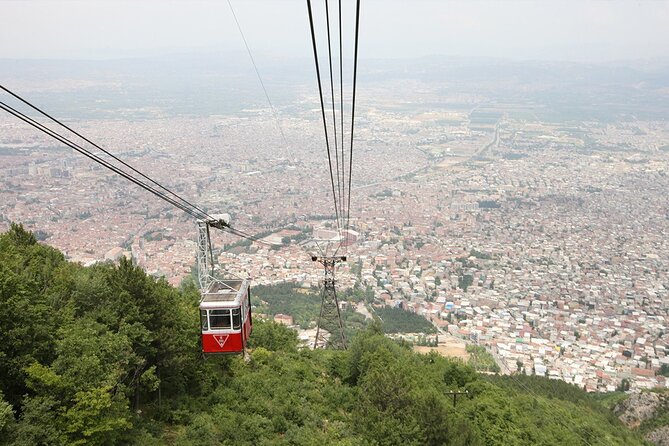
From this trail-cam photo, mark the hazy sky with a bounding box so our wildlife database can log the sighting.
[1,0,668,63]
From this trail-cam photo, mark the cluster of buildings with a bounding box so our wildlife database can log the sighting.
[1,101,668,391]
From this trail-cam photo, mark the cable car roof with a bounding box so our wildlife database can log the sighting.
[200,278,249,309]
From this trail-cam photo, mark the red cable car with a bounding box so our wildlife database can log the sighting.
[200,279,252,354]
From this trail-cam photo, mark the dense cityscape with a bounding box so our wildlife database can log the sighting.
[2,57,669,395]
[4,0,669,443]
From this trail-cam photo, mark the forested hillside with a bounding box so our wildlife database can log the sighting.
[0,224,648,445]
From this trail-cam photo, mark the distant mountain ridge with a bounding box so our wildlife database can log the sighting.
[2,54,667,121]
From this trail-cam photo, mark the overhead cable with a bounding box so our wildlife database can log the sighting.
[306,0,342,234]
[0,101,210,222]
[0,85,214,223]
[345,0,361,235]
[324,0,343,231]
[226,0,292,158]
[0,95,273,247]
[338,0,346,236]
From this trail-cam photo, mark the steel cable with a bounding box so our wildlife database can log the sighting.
[306,0,342,235]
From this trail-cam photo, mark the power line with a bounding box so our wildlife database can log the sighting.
[345,0,361,236]
[226,0,292,157]
[0,101,210,222]
[0,97,275,248]
[306,0,342,234]
[324,0,343,231]
[226,226,281,247]
[338,0,346,240]
[0,84,213,223]
[495,354,595,446]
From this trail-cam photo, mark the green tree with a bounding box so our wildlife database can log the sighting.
[658,364,669,377]
[0,391,14,446]
[13,396,66,446]
[444,359,478,388]
[0,225,64,407]
[248,319,299,353]
[458,274,474,291]
[0,226,648,446]
[61,386,131,446]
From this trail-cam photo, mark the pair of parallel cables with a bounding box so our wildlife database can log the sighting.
[0,1,361,248]
[0,85,270,246]
[306,0,361,243]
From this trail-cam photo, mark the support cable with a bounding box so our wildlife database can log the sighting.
[226,0,292,156]
[0,85,212,223]
[338,0,346,239]
[345,0,361,236]
[496,358,594,446]
[306,0,341,235]
[0,100,280,248]
[0,101,209,221]
[324,0,343,232]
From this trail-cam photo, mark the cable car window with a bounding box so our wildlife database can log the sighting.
[232,308,241,330]
[201,310,209,331]
[210,309,231,329]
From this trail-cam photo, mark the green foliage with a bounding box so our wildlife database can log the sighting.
[255,283,372,338]
[443,359,478,388]
[247,319,299,353]
[340,283,374,303]
[6,222,37,246]
[0,227,648,445]
[0,224,66,408]
[349,328,481,445]
[478,200,501,209]
[13,396,66,446]
[0,391,14,445]
[280,226,312,245]
[254,283,320,329]
[349,259,363,279]
[458,273,474,291]
[467,345,501,373]
[461,375,642,446]
[0,226,202,444]
[374,306,437,334]
[591,391,629,411]
[62,385,132,445]
[659,363,669,377]
[469,249,492,260]
[143,231,174,242]
[341,307,369,341]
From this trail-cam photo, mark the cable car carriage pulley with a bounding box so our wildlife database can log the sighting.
[196,216,253,355]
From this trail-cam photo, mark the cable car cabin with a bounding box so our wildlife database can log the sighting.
[199,279,252,354]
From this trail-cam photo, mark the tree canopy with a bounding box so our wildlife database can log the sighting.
[0,224,646,445]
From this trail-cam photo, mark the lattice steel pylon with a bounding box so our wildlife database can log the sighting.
[312,256,347,349]
[196,214,230,291]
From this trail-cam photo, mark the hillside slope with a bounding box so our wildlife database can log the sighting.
[608,390,669,445]
[0,224,647,445]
